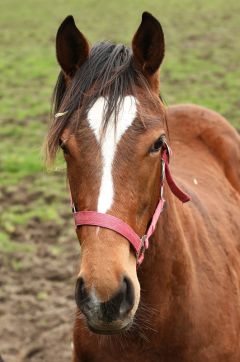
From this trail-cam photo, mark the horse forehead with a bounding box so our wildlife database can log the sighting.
[87,95,137,142]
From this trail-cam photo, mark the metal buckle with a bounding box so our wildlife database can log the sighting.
[160,183,164,199]
[161,159,165,183]
[71,204,77,213]
[164,142,171,161]
[137,235,147,261]
[160,158,165,197]
[160,143,169,197]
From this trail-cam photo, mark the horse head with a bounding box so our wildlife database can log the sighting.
[46,12,167,334]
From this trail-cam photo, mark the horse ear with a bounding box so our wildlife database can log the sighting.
[56,16,89,77]
[132,12,165,77]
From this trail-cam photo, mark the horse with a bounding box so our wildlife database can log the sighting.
[45,12,240,362]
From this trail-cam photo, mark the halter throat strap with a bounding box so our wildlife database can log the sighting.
[71,144,190,266]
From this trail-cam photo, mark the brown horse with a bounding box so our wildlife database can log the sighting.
[46,12,240,362]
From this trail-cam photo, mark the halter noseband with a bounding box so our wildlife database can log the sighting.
[70,143,190,266]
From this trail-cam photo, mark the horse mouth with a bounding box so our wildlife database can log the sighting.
[87,320,132,335]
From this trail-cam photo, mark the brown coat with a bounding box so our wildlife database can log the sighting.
[73,104,240,362]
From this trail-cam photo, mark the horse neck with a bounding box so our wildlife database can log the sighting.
[138,185,194,311]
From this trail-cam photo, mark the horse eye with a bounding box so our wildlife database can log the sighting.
[149,136,165,153]
[59,139,69,154]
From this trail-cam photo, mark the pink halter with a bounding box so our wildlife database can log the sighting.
[71,143,190,266]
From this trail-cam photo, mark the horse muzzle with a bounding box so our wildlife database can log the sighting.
[75,276,135,334]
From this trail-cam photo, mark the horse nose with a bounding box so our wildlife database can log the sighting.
[75,277,134,322]
[75,278,89,309]
[100,277,135,322]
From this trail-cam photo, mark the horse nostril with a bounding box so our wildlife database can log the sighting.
[120,277,135,316]
[75,277,88,309]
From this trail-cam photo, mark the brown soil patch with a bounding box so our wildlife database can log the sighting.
[0,181,80,362]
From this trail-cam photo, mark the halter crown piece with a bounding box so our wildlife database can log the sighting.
[70,142,190,266]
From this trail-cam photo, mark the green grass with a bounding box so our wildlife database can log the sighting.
[0,0,239,252]
[0,231,34,253]
[1,203,62,233]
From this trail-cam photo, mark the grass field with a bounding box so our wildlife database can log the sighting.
[0,0,239,253]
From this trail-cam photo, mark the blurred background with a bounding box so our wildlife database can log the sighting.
[0,0,239,361]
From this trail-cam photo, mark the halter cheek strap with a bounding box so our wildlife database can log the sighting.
[71,144,190,266]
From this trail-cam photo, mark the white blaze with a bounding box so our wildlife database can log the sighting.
[87,96,137,213]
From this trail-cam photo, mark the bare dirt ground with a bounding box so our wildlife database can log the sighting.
[0,181,80,362]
